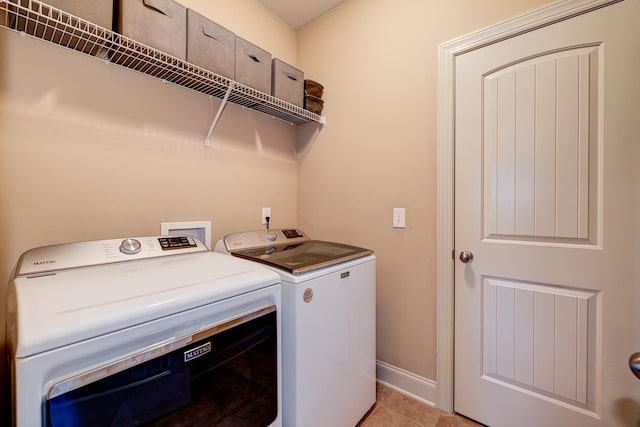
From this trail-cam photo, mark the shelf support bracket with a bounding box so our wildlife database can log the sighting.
[205,82,234,146]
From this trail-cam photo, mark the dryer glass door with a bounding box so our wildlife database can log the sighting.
[45,307,278,427]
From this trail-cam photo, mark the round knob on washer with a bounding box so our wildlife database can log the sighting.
[119,238,142,255]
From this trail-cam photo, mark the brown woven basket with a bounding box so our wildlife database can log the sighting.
[304,79,324,98]
[305,94,324,114]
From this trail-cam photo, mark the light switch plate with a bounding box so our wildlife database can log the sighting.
[393,208,405,228]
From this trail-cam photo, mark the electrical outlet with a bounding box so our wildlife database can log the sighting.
[393,208,405,228]
[262,207,271,225]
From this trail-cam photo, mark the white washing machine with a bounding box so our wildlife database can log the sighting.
[7,235,282,427]
[215,229,376,427]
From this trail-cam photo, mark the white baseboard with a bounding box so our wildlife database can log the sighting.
[376,360,437,407]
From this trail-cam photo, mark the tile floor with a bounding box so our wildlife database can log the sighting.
[357,383,484,427]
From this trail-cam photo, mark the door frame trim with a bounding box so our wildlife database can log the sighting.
[435,0,619,412]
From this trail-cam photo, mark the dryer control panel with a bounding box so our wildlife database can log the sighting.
[13,236,208,278]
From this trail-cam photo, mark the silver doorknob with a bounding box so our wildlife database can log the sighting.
[629,353,640,380]
[459,250,474,263]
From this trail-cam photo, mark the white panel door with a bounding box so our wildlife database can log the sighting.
[454,1,640,426]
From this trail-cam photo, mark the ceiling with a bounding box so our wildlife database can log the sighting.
[256,0,347,29]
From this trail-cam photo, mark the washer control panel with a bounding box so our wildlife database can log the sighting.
[282,229,303,239]
[223,229,308,252]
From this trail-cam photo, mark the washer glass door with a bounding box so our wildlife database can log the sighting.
[232,240,372,274]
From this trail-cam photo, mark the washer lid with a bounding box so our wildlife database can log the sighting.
[225,229,373,274]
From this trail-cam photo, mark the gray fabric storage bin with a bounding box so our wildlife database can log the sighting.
[271,58,304,107]
[186,9,235,79]
[118,0,187,60]
[235,36,271,94]
[4,0,113,57]
[47,0,113,29]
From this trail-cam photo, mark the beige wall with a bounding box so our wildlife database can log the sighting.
[0,0,555,420]
[297,0,553,380]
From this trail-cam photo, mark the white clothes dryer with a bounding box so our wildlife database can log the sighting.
[8,236,282,427]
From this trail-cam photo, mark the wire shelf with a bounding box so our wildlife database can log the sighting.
[0,0,325,127]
